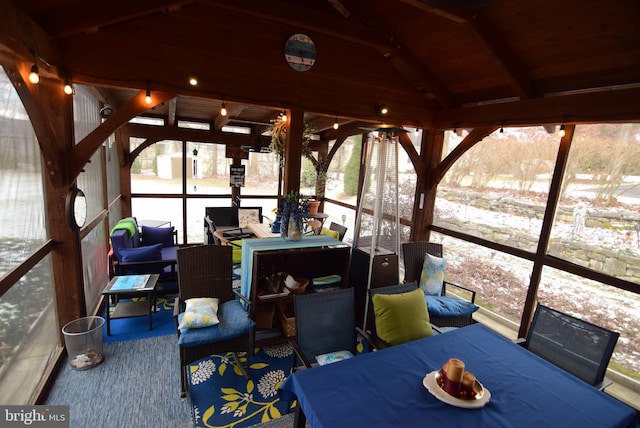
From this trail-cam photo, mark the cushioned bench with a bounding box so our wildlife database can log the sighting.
[109,218,179,284]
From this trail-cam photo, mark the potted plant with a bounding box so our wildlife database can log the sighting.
[280,191,309,240]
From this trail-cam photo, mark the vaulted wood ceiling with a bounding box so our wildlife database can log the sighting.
[2,0,639,138]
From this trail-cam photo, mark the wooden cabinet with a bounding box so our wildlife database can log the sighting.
[246,242,351,346]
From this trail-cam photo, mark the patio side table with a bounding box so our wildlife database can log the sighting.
[102,274,159,335]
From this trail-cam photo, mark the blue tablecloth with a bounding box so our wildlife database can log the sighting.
[280,324,636,428]
[239,236,343,305]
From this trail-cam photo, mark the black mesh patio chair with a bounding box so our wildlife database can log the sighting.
[174,244,254,397]
[402,241,477,328]
[290,287,358,368]
[520,304,619,390]
[329,222,348,241]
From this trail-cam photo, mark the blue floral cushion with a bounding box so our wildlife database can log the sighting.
[315,350,354,366]
[178,300,255,347]
[419,253,447,296]
[178,298,220,330]
[426,295,479,317]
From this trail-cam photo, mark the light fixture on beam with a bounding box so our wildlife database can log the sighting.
[145,87,152,104]
[558,124,566,137]
[188,75,198,86]
[28,64,40,84]
[281,109,287,123]
[333,116,339,130]
[377,105,389,116]
[63,80,74,95]
[220,102,227,117]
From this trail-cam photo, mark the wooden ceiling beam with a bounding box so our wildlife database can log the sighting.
[71,90,176,181]
[39,0,197,38]
[344,0,456,108]
[0,0,61,68]
[464,16,533,99]
[435,86,640,129]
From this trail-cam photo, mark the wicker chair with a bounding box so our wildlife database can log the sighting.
[520,304,619,390]
[402,241,477,328]
[174,244,254,397]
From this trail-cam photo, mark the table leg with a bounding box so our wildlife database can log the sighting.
[148,291,153,330]
[294,406,306,428]
[105,299,111,336]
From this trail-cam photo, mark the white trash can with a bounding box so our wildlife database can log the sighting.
[62,316,105,370]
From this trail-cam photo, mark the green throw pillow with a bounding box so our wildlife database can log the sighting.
[372,288,433,346]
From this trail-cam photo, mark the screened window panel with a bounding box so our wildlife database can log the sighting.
[434,128,559,252]
[0,71,48,275]
[548,123,640,286]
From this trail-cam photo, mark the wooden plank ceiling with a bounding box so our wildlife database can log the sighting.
[2,0,640,138]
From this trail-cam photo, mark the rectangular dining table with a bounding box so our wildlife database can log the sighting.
[279,323,637,428]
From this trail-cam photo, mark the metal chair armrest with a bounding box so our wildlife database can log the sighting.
[443,281,476,304]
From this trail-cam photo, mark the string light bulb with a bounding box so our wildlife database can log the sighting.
[145,88,152,104]
[63,80,74,95]
[220,102,227,117]
[379,105,389,115]
[188,76,198,86]
[558,124,566,137]
[281,109,287,123]
[333,117,339,130]
[28,64,40,84]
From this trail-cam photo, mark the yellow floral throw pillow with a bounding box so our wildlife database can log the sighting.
[178,297,220,330]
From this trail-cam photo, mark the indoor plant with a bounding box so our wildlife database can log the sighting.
[280,191,309,240]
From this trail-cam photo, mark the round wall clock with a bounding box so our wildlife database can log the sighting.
[284,33,317,72]
[66,188,87,230]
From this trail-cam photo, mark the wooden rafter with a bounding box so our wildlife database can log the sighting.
[37,0,197,38]
[71,90,176,181]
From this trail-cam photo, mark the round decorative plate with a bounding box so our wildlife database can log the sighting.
[423,371,491,409]
[284,33,316,71]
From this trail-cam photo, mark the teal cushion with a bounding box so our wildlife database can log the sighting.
[419,253,446,296]
[426,295,479,317]
[178,300,255,347]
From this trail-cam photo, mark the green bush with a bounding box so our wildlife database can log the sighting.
[301,159,316,187]
[343,137,362,196]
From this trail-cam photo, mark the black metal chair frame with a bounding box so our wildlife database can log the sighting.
[402,241,476,327]
[174,244,253,397]
[289,288,359,369]
[328,222,348,241]
[520,304,619,390]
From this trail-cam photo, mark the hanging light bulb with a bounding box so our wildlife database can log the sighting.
[558,124,566,137]
[28,64,40,84]
[145,88,152,104]
[281,109,287,123]
[220,102,227,117]
[63,80,74,95]
[333,117,339,130]
[188,76,198,86]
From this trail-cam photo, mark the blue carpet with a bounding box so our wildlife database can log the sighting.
[103,297,176,343]
[188,343,295,428]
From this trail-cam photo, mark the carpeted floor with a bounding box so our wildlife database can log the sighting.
[188,344,295,428]
[103,296,177,343]
[45,334,192,428]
